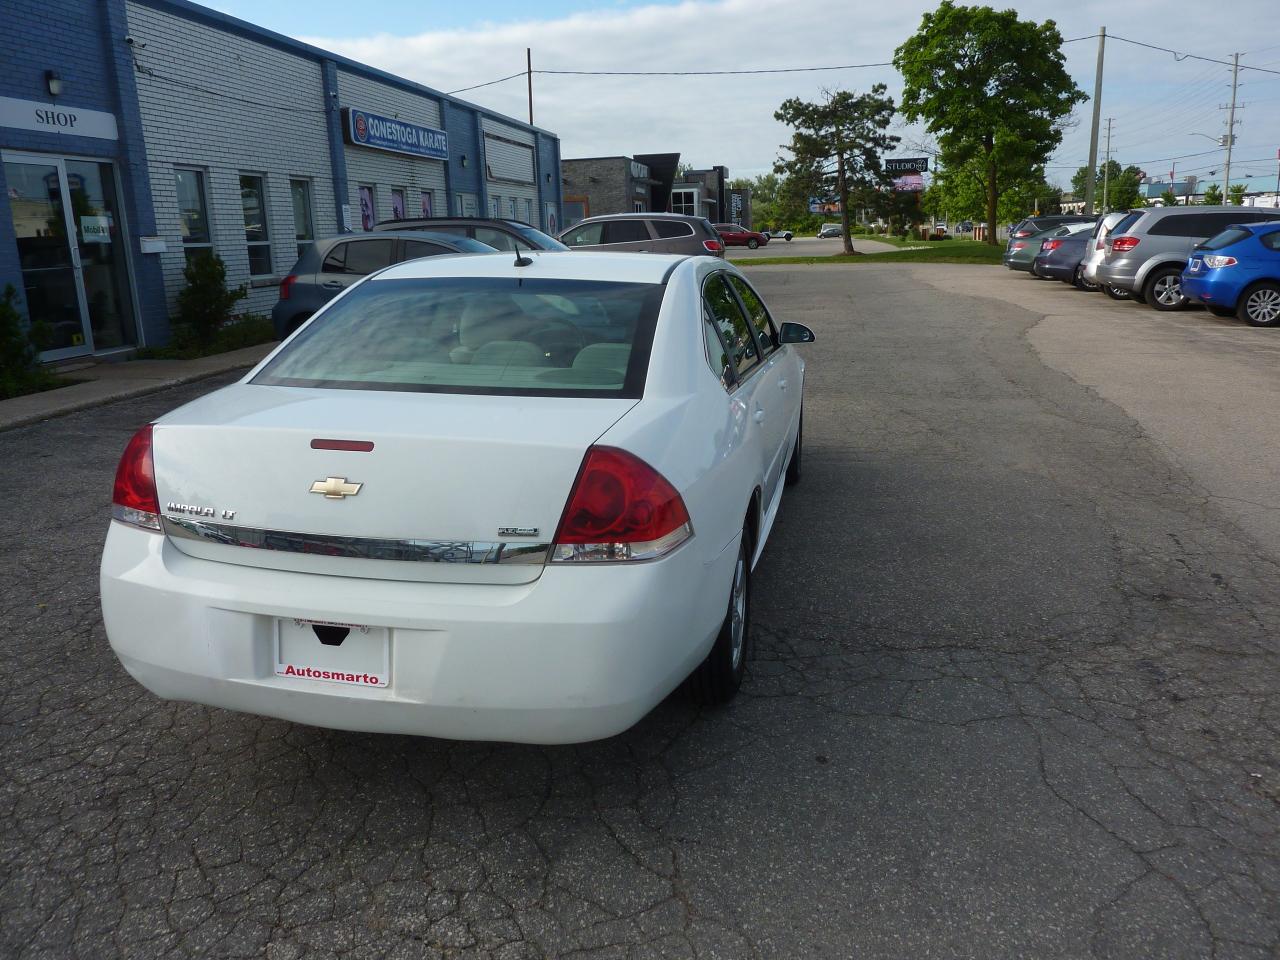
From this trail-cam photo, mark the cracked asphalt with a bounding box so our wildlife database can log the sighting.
[3,263,1279,959]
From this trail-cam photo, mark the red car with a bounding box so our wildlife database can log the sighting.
[714,223,769,249]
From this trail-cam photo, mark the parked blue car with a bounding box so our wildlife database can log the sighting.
[1181,221,1280,326]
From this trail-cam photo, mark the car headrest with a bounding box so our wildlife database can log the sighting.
[572,343,631,371]
[458,298,528,348]
[470,340,550,368]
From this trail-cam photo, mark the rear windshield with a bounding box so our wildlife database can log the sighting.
[513,224,570,251]
[1110,212,1142,236]
[1200,227,1251,251]
[254,277,663,398]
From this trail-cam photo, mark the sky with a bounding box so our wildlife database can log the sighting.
[204,0,1280,192]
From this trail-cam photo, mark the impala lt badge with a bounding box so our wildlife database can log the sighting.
[310,477,362,499]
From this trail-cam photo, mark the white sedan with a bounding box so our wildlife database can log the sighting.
[101,252,814,744]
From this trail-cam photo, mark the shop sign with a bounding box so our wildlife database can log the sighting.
[0,96,118,140]
[342,108,447,160]
[81,215,111,243]
[885,157,929,173]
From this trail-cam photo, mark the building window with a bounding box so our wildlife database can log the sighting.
[290,179,314,259]
[634,201,645,213]
[175,168,212,265]
[239,175,272,276]
[489,196,500,217]
[671,189,697,216]
[358,185,376,231]
[390,188,406,220]
[420,191,434,217]
[508,197,518,219]
[523,198,533,224]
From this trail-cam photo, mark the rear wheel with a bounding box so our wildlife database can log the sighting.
[1074,266,1100,291]
[689,530,751,705]
[747,238,760,249]
[1144,266,1188,311]
[1238,282,1280,327]
[1103,284,1132,301]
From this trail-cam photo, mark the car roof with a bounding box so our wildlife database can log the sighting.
[374,250,694,284]
[571,212,706,222]
[323,230,479,245]
[375,216,530,227]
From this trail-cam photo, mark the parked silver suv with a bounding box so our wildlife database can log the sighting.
[1096,206,1280,310]
[558,213,724,257]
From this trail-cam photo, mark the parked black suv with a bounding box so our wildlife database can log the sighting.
[374,217,568,252]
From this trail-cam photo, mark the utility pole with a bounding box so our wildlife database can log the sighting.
[1102,118,1113,211]
[526,48,534,126]
[1222,52,1240,203]
[1083,27,1106,215]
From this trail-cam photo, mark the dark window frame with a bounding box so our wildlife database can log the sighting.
[239,173,273,277]
[701,272,761,388]
[726,273,779,358]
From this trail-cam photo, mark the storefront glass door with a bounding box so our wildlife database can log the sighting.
[3,152,137,360]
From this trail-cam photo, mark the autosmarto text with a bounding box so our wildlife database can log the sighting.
[277,664,386,686]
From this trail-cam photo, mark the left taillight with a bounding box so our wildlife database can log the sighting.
[703,239,724,254]
[1042,239,1063,251]
[551,446,692,562]
[279,274,297,301]
[111,424,161,531]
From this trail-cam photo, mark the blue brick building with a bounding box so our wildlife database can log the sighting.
[0,0,562,361]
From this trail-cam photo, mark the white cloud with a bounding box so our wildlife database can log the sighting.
[301,0,1280,188]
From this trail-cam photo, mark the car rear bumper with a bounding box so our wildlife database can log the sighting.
[1180,271,1241,307]
[1095,259,1140,291]
[100,522,732,744]
[1034,259,1075,281]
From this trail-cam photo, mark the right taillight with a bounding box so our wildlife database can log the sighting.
[1042,239,1063,251]
[703,239,723,254]
[279,274,297,301]
[1014,229,1033,238]
[1011,241,1026,251]
[551,446,692,562]
[111,424,161,531]
[1111,236,1140,253]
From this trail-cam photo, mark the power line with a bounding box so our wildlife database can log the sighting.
[1107,34,1280,76]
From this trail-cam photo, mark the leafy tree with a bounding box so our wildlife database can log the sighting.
[1201,183,1223,205]
[1071,159,1141,211]
[926,156,1061,223]
[895,2,1087,244]
[774,85,900,253]
[1159,187,1180,207]
[1228,183,1247,206]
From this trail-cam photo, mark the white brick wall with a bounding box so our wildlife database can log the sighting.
[126,2,338,317]
[481,117,538,219]
[337,71,447,228]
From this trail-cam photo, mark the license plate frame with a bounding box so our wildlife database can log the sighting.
[274,618,389,688]
[1188,258,1202,273]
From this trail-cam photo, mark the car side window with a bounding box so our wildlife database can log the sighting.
[472,227,519,252]
[561,223,604,247]
[1261,231,1280,251]
[703,274,759,381]
[342,239,395,275]
[602,220,650,244]
[401,241,451,261]
[321,243,347,273]
[728,275,777,356]
[652,220,694,239]
[702,306,732,387]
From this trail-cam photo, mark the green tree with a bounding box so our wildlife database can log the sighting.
[1072,159,1141,211]
[176,253,247,346]
[774,85,900,254]
[1228,183,1247,206]
[1159,187,1180,207]
[895,2,1087,245]
[927,156,1061,224]
[1201,183,1223,205]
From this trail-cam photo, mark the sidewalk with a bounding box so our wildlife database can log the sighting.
[0,342,278,432]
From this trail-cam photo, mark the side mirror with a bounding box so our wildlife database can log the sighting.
[779,322,816,344]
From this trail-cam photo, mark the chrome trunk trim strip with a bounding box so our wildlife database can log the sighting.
[162,517,551,565]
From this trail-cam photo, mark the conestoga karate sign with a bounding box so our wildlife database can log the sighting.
[341,107,448,160]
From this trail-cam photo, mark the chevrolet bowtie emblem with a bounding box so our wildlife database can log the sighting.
[310,477,362,499]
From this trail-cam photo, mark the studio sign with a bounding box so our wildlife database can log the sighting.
[342,107,448,161]
[885,157,929,173]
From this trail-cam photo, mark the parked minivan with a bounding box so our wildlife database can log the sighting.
[558,213,724,257]
[1096,205,1280,310]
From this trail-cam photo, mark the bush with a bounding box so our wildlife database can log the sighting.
[0,284,57,400]
[138,313,276,361]
[176,253,246,346]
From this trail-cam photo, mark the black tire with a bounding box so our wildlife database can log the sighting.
[1238,282,1280,327]
[689,529,751,705]
[747,238,760,249]
[784,233,793,242]
[1103,284,1132,301]
[1144,266,1188,311]
[785,410,802,487]
[1073,266,1100,291]
[1207,305,1236,319]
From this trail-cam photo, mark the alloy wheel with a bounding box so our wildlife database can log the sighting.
[729,553,747,670]
[1245,288,1280,325]
[1153,275,1183,307]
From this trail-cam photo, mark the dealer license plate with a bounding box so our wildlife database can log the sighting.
[275,618,389,688]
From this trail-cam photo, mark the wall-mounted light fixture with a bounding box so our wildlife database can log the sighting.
[45,71,63,97]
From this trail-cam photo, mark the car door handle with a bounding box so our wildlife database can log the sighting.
[753,410,766,423]
[779,379,788,390]
[321,281,345,289]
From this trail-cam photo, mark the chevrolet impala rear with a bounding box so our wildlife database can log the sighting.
[100,252,810,743]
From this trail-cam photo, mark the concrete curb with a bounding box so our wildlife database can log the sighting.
[0,342,277,433]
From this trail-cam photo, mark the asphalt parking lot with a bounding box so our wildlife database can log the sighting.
[3,262,1278,959]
